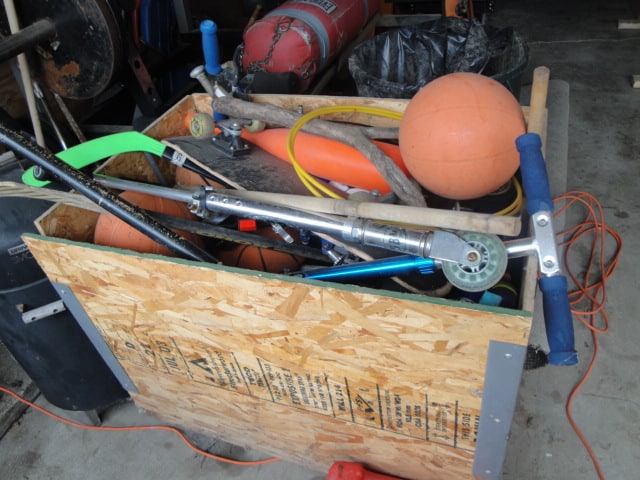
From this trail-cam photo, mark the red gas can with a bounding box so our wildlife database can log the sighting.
[241,0,379,92]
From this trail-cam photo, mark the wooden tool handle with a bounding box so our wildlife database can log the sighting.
[527,66,550,136]
[218,189,522,237]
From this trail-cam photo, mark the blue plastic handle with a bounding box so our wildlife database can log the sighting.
[516,132,578,366]
[200,20,221,75]
[516,133,554,214]
[539,275,578,365]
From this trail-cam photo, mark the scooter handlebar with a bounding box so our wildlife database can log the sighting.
[200,20,221,75]
[516,132,578,366]
[516,133,554,215]
[539,275,578,365]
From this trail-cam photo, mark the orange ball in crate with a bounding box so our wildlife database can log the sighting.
[399,72,526,200]
[216,227,305,274]
[94,190,201,256]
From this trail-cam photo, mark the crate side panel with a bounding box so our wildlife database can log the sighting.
[25,235,531,479]
[128,363,475,479]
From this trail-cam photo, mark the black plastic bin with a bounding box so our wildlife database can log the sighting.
[0,160,127,411]
[348,17,528,99]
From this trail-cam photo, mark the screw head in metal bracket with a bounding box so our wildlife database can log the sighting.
[535,214,549,227]
[190,65,205,78]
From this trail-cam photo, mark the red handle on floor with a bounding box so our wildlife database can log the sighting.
[327,462,402,480]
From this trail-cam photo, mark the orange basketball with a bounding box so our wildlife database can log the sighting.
[399,72,526,200]
[94,190,201,256]
[216,227,305,274]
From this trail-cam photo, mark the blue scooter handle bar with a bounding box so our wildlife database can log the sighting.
[515,133,554,215]
[540,276,578,365]
[516,133,578,366]
[200,20,221,75]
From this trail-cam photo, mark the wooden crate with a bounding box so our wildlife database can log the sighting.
[25,93,537,479]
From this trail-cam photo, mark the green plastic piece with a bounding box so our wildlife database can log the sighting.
[22,131,167,187]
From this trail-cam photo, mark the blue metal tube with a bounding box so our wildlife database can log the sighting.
[302,255,436,282]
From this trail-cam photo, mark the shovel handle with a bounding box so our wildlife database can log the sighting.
[528,66,550,136]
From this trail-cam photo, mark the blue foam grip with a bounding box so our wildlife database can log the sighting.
[200,20,221,75]
[516,133,554,214]
[539,275,578,366]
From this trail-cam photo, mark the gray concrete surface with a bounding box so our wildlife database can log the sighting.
[1,1,639,479]
[494,2,640,479]
[0,343,37,439]
[0,397,324,480]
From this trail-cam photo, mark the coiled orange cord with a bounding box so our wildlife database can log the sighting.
[553,190,622,480]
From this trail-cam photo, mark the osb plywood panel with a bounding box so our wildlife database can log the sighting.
[25,234,531,479]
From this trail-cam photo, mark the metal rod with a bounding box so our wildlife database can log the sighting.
[93,175,482,265]
[33,81,67,150]
[53,92,87,143]
[302,255,436,282]
[153,213,329,263]
[504,238,538,258]
[95,174,195,202]
[143,153,167,186]
[201,192,484,265]
[0,125,216,263]
[206,191,346,236]
[0,18,56,63]
[3,0,46,146]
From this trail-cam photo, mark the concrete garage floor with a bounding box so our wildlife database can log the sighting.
[1,0,639,478]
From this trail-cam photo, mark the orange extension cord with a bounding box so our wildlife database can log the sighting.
[0,191,621,478]
[0,385,281,467]
[553,190,622,480]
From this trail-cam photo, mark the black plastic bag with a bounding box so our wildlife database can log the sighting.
[348,17,527,98]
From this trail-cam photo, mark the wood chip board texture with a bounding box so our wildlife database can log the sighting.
[25,234,531,479]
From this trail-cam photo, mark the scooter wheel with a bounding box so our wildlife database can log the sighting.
[189,112,215,139]
[441,232,507,293]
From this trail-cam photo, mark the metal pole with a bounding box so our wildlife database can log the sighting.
[3,0,46,146]
[0,18,56,62]
[0,125,217,263]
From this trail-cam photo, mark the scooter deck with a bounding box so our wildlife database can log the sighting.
[163,135,435,293]
[164,136,309,195]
